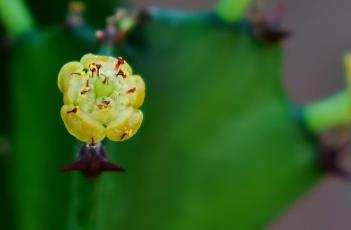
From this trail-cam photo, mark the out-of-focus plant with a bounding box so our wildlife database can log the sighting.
[2,0,348,229]
[301,54,351,178]
[303,55,351,133]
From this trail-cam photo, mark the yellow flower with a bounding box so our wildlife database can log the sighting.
[58,54,145,143]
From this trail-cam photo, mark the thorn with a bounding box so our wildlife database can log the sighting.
[60,161,85,172]
[319,141,351,180]
[253,26,290,43]
[249,2,290,43]
[102,161,126,172]
[60,143,126,177]
[137,8,151,26]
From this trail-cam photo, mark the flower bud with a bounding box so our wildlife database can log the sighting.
[58,54,145,143]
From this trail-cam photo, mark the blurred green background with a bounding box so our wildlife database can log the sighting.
[1,0,351,230]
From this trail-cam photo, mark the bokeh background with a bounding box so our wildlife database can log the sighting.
[137,0,351,228]
[1,0,351,229]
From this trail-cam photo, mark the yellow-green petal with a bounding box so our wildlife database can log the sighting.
[106,109,143,141]
[58,61,84,92]
[61,105,106,143]
[126,75,145,109]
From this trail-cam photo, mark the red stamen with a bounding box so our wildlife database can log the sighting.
[96,101,110,110]
[115,57,125,70]
[67,107,78,114]
[126,87,136,94]
[89,63,97,77]
[116,69,127,78]
[96,64,102,76]
[80,89,89,95]
[120,132,128,140]
[96,104,104,110]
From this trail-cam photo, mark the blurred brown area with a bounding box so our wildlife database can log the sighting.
[135,0,351,229]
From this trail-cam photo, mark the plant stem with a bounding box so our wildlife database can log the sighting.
[302,91,351,134]
[0,0,34,37]
[215,0,252,23]
[67,48,115,230]
[98,44,114,56]
[68,173,100,230]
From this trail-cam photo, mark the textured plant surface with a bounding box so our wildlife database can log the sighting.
[0,0,327,230]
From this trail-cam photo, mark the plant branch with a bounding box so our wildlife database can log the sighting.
[68,174,100,230]
[302,91,351,134]
[215,0,252,23]
[0,0,34,37]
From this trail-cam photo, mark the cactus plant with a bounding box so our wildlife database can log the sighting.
[3,0,349,229]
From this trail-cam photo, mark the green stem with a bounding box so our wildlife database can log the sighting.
[98,44,114,56]
[68,173,100,230]
[215,0,252,23]
[0,0,35,37]
[303,90,351,134]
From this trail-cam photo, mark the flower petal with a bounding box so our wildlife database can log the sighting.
[106,109,143,141]
[61,105,106,143]
[125,75,145,109]
[80,53,133,76]
[63,76,85,105]
[58,61,83,92]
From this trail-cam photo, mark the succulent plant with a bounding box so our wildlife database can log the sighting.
[2,0,350,230]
